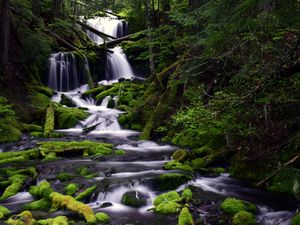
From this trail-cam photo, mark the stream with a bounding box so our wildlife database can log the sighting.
[0,13,298,225]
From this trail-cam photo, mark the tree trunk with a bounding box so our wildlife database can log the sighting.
[32,0,41,16]
[146,0,163,90]
[1,0,10,67]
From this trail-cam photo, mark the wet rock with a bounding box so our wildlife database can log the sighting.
[121,190,149,207]
[154,173,192,191]
[118,78,126,83]
[100,202,113,208]
[60,94,76,107]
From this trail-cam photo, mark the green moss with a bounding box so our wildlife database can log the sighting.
[65,183,79,196]
[44,105,55,138]
[115,149,126,155]
[155,173,192,191]
[163,160,193,172]
[155,201,181,214]
[95,212,110,223]
[181,188,193,201]
[178,207,194,225]
[0,121,21,143]
[37,216,68,225]
[76,166,90,176]
[232,211,255,225]
[22,198,51,211]
[292,212,300,225]
[220,198,256,215]
[121,191,147,207]
[0,174,27,200]
[83,85,110,96]
[116,105,131,111]
[75,185,97,201]
[31,93,51,108]
[29,181,54,199]
[50,192,96,223]
[6,211,36,225]
[0,205,10,218]
[0,149,39,164]
[60,94,76,107]
[20,123,43,132]
[43,152,58,161]
[54,105,89,129]
[38,140,113,157]
[29,85,53,97]
[191,158,207,170]
[57,172,71,182]
[30,131,43,138]
[95,85,120,101]
[172,149,192,162]
[153,191,181,206]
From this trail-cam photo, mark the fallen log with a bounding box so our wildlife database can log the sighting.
[76,20,116,40]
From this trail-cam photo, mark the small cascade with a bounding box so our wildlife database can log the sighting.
[85,15,134,80]
[47,52,88,92]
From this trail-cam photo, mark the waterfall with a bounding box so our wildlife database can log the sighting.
[85,15,134,80]
[47,52,88,92]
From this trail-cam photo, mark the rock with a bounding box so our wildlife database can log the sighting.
[121,190,149,207]
[155,173,192,191]
[172,149,192,162]
[107,98,115,108]
[232,211,255,225]
[100,202,113,208]
[118,78,126,83]
[60,94,76,107]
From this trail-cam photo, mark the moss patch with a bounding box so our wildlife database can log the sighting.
[95,212,110,223]
[155,173,192,191]
[178,207,194,225]
[232,211,256,225]
[44,105,55,138]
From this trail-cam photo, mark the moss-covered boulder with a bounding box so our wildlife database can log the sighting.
[121,190,148,207]
[292,212,300,225]
[163,160,193,172]
[191,158,207,170]
[75,185,97,201]
[155,201,181,214]
[0,174,28,200]
[37,216,68,225]
[53,104,88,129]
[65,183,79,196]
[22,198,51,211]
[232,211,256,225]
[181,188,193,201]
[0,121,21,143]
[155,173,192,191]
[6,211,36,225]
[172,149,192,162]
[0,206,10,219]
[60,94,76,107]
[178,207,194,225]
[153,191,181,206]
[95,212,110,223]
[220,198,257,215]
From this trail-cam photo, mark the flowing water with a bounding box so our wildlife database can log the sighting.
[0,13,298,225]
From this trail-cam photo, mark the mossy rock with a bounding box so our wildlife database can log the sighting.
[107,98,116,108]
[60,94,76,107]
[75,185,97,201]
[54,104,89,129]
[31,93,51,109]
[30,131,43,138]
[292,212,300,225]
[0,174,28,200]
[153,191,181,206]
[155,201,181,214]
[121,190,148,207]
[95,212,110,223]
[57,172,71,182]
[178,207,194,225]
[65,183,79,196]
[0,121,21,143]
[28,85,53,97]
[220,198,256,215]
[163,160,193,172]
[37,216,68,225]
[232,211,256,225]
[83,85,110,96]
[22,198,51,211]
[181,188,193,201]
[6,211,36,225]
[191,158,207,170]
[172,149,192,163]
[43,152,58,161]
[116,105,131,111]
[0,206,10,219]
[115,149,126,155]
[20,123,43,132]
[29,181,54,199]
[155,173,192,191]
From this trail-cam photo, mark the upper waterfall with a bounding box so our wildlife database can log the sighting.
[85,15,134,80]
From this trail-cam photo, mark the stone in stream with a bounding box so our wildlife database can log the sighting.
[100,202,113,208]
[121,190,149,207]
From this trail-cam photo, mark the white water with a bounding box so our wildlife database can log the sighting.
[48,52,87,92]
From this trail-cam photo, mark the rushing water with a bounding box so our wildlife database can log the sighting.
[1,12,297,225]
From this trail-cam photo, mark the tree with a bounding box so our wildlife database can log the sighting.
[1,0,10,67]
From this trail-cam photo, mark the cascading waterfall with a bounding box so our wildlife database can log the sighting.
[47,52,88,92]
[85,15,134,80]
